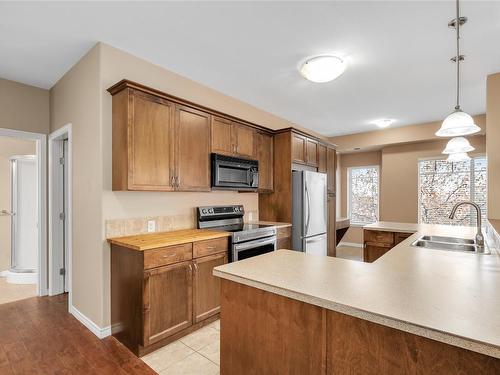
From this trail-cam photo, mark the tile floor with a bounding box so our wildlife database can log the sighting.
[0,277,37,305]
[336,245,363,261]
[142,320,220,375]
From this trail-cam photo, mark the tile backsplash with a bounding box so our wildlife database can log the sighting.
[105,210,258,238]
[485,220,500,250]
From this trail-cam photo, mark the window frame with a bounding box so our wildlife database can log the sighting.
[347,165,380,226]
[417,154,487,225]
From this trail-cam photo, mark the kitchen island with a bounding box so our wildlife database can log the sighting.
[214,224,500,374]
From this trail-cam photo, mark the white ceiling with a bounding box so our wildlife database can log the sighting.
[1,1,500,136]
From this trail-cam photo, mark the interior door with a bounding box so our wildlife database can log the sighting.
[304,234,327,256]
[303,171,327,237]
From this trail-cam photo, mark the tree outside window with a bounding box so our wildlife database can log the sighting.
[348,166,379,225]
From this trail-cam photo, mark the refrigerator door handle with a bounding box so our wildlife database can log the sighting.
[305,181,311,236]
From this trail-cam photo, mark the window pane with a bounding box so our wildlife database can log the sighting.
[418,156,487,225]
[349,167,379,225]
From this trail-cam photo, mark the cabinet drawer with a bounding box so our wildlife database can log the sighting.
[364,243,392,263]
[364,230,394,245]
[144,243,193,269]
[277,226,292,239]
[193,237,229,258]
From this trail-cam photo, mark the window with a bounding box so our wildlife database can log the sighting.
[418,156,487,226]
[348,166,379,225]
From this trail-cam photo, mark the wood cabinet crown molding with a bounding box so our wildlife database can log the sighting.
[107,79,336,148]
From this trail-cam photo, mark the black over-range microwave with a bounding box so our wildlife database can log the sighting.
[211,153,259,190]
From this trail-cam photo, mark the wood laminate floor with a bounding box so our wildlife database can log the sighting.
[0,293,156,374]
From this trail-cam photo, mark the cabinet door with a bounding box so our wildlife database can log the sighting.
[306,138,318,166]
[232,123,254,158]
[143,261,193,346]
[255,132,274,191]
[292,133,307,164]
[327,147,336,194]
[175,105,211,191]
[129,91,175,190]
[211,117,233,155]
[193,253,227,323]
[363,243,392,263]
[327,194,336,257]
[318,143,327,173]
[277,237,291,250]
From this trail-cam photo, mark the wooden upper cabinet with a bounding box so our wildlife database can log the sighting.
[143,261,193,346]
[306,138,318,166]
[193,253,227,323]
[112,89,175,191]
[292,133,307,164]
[175,105,211,191]
[211,117,233,155]
[255,132,274,191]
[211,117,255,159]
[232,123,255,158]
[318,143,327,173]
[327,146,336,193]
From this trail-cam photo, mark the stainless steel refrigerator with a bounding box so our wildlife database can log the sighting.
[292,170,328,255]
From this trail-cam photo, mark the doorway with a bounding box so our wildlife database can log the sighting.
[0,128,47,303]
[49,124,72,301]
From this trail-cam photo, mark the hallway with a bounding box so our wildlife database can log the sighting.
[0,294,155,374]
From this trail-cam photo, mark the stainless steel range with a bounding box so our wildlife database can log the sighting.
[197,205,276,262]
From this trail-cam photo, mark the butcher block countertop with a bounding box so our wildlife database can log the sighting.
[108,229,231,251]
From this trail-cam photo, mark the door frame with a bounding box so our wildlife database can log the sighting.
[0,127,47,296]
[48,124,72,302]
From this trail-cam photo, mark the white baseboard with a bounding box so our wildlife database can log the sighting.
[338,241,363,248]
[69,305,111,339]
[0,270,7,277]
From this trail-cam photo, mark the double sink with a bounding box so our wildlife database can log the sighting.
[412,235,490,255]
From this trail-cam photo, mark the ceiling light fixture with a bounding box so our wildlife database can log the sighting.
[447,152,471,162]
[372,119,395,128]
[442,136,475,154]
[436,0,481,137]
[299,55,346,83]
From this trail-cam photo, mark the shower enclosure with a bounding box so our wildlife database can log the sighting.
[3,155,38,284]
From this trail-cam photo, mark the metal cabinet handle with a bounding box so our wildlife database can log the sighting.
[0,210,14,216]
[188,264,193,272]
[177,176,181,188]
[193,263,198,272]
[170,176,175,187]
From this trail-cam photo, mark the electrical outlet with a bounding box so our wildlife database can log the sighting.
[248,212,253,221]
[147,220,156,233]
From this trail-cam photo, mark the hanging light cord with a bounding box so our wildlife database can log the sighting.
[455,0,461,110]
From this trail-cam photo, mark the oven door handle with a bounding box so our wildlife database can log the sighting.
[233,237,276,251]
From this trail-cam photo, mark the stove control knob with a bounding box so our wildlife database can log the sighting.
[201,209,207,214]
[209,208,214,214]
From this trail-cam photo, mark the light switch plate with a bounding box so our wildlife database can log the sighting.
[147,220,156,233]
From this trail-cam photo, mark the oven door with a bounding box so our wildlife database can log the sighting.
[231,236,277,262]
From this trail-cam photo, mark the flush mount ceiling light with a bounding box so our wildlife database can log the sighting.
[447,152,471,162]
[436,0,481,137]
[299,55,346,83]
[442,136,475,154]
[372,119,395,128]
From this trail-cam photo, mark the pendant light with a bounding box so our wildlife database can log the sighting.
[447,152,471,163]
[435,0,481,137]
[442,136,475,154]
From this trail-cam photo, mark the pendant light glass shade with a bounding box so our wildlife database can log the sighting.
[447,152,471,162]
[436,109,481,137]
[442,136,475,154]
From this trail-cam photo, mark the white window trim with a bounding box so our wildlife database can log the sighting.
[347,165,380,226]
[417,154,487,224]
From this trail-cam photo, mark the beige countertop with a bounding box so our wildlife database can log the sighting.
[364,221,421,233]
[214,223,500,358]
[336,217,350,230]
[247,221,291,228]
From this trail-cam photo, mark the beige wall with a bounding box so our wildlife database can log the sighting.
[0,78,50,134]
[330,115,486,153]
[50,42,302,328]
[0,137,36,271]
[338,136,486,245]
[487,73,500,220]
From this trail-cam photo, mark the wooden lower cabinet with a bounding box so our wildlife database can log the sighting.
[364,229,413,263]
[276,226,292,250]
[143,261,193,346]
[220,280,500,374]
[111,237,229,355]
[193,253,227,323]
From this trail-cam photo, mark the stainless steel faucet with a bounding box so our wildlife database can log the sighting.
[449,201,484,247]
